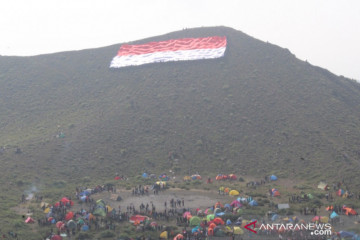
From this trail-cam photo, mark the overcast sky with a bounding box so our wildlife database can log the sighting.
[1,0,359,80]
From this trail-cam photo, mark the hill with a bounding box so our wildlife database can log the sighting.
[1,26,360,193]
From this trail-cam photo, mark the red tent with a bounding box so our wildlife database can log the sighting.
[51,235,62,240]
[129,215,148,223]
[114,176,121,180]
[56,221,65,230]
[25,217,35,223]
[229,174,237,180]
[60,197,74,206]
[213,217,225,225]
[65,211,74,221]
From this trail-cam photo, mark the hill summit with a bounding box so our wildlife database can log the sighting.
[1,26,360,188]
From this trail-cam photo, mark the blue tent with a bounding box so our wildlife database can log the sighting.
[80,195,87,202]
[249,200,258,206]
[142,173,149,178]
[270,175,278,181]
[271,214,279,221]
[224,203,232,209]
[81,225,89,231]
[339,231,355,238]
[192,226,200,233]
[216,212,225,216]
[226,219,232,225]
[330,211,339,219]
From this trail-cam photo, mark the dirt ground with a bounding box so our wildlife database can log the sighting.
[87,188,230,212]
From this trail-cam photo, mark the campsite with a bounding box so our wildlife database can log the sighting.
[11,173,360,239]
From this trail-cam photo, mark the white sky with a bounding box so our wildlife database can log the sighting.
[1,0,359,80]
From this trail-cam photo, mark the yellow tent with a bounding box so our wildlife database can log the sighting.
[106,205,113,212]
[234,226,244,235]
[160,231,168,239]
[320,216,329,223]
[229,190,240,196]
[183,176,191,181]
[43,207,50,213]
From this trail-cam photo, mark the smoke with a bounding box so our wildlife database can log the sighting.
[24,185,38,201]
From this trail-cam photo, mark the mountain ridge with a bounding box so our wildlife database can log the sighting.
[0,26,360,188]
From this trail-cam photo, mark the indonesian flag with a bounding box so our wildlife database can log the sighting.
[110,36,227,68]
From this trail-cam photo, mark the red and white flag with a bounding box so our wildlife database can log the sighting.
[110,36,227,68]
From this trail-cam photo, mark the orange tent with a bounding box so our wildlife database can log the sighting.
[344,207,357,215]
[209,223,217,229]
[326,206,334,211]
[208,228,214,236]
[214,202,224,209]
[213,217,225,225]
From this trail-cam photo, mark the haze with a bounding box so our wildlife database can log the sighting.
[0,0,359,80]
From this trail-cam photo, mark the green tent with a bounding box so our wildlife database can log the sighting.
[189,216,201,226]
[307,193,314,199]
[214,208,222,214]
[96,199,106,207]
[77,218,85,225]
[207,214,215,221]
[214,229,226,237]
[93,208,106,217]
[67,220,76,229]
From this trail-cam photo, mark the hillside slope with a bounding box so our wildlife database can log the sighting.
[1,26,360,189]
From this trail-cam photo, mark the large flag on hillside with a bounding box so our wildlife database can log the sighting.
[110,36,227,68]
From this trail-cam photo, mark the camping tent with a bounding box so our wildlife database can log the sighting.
[65,211,74,221]
[81,225,89,231]
[317,182,328,190]
[330,211,339,219]
[130,215,148,223]
[337,189,345,196]
[230,200,242,208]
[206,214,215,221]
[249,200,258,206]
[229,174,237,180]
[60,197,74,206]
[233,226,244,235]
[229,190,240,196]
[67,220,76,229]
[25,217,35,223]
[160,231,168,239]
[213,217,225,225]
[183,176,191,181]
[191,174,202,180]
[51,235,62,240]
[142,173,149,178]
[270,175,278,181]
[189,216,201,226]
[344,207,357,215]
[93,207,106,217]
[272,188,280,197]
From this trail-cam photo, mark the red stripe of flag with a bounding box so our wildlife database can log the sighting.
[117,36,227,56]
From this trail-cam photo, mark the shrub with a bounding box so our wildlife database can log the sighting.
[100,230,115,238]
